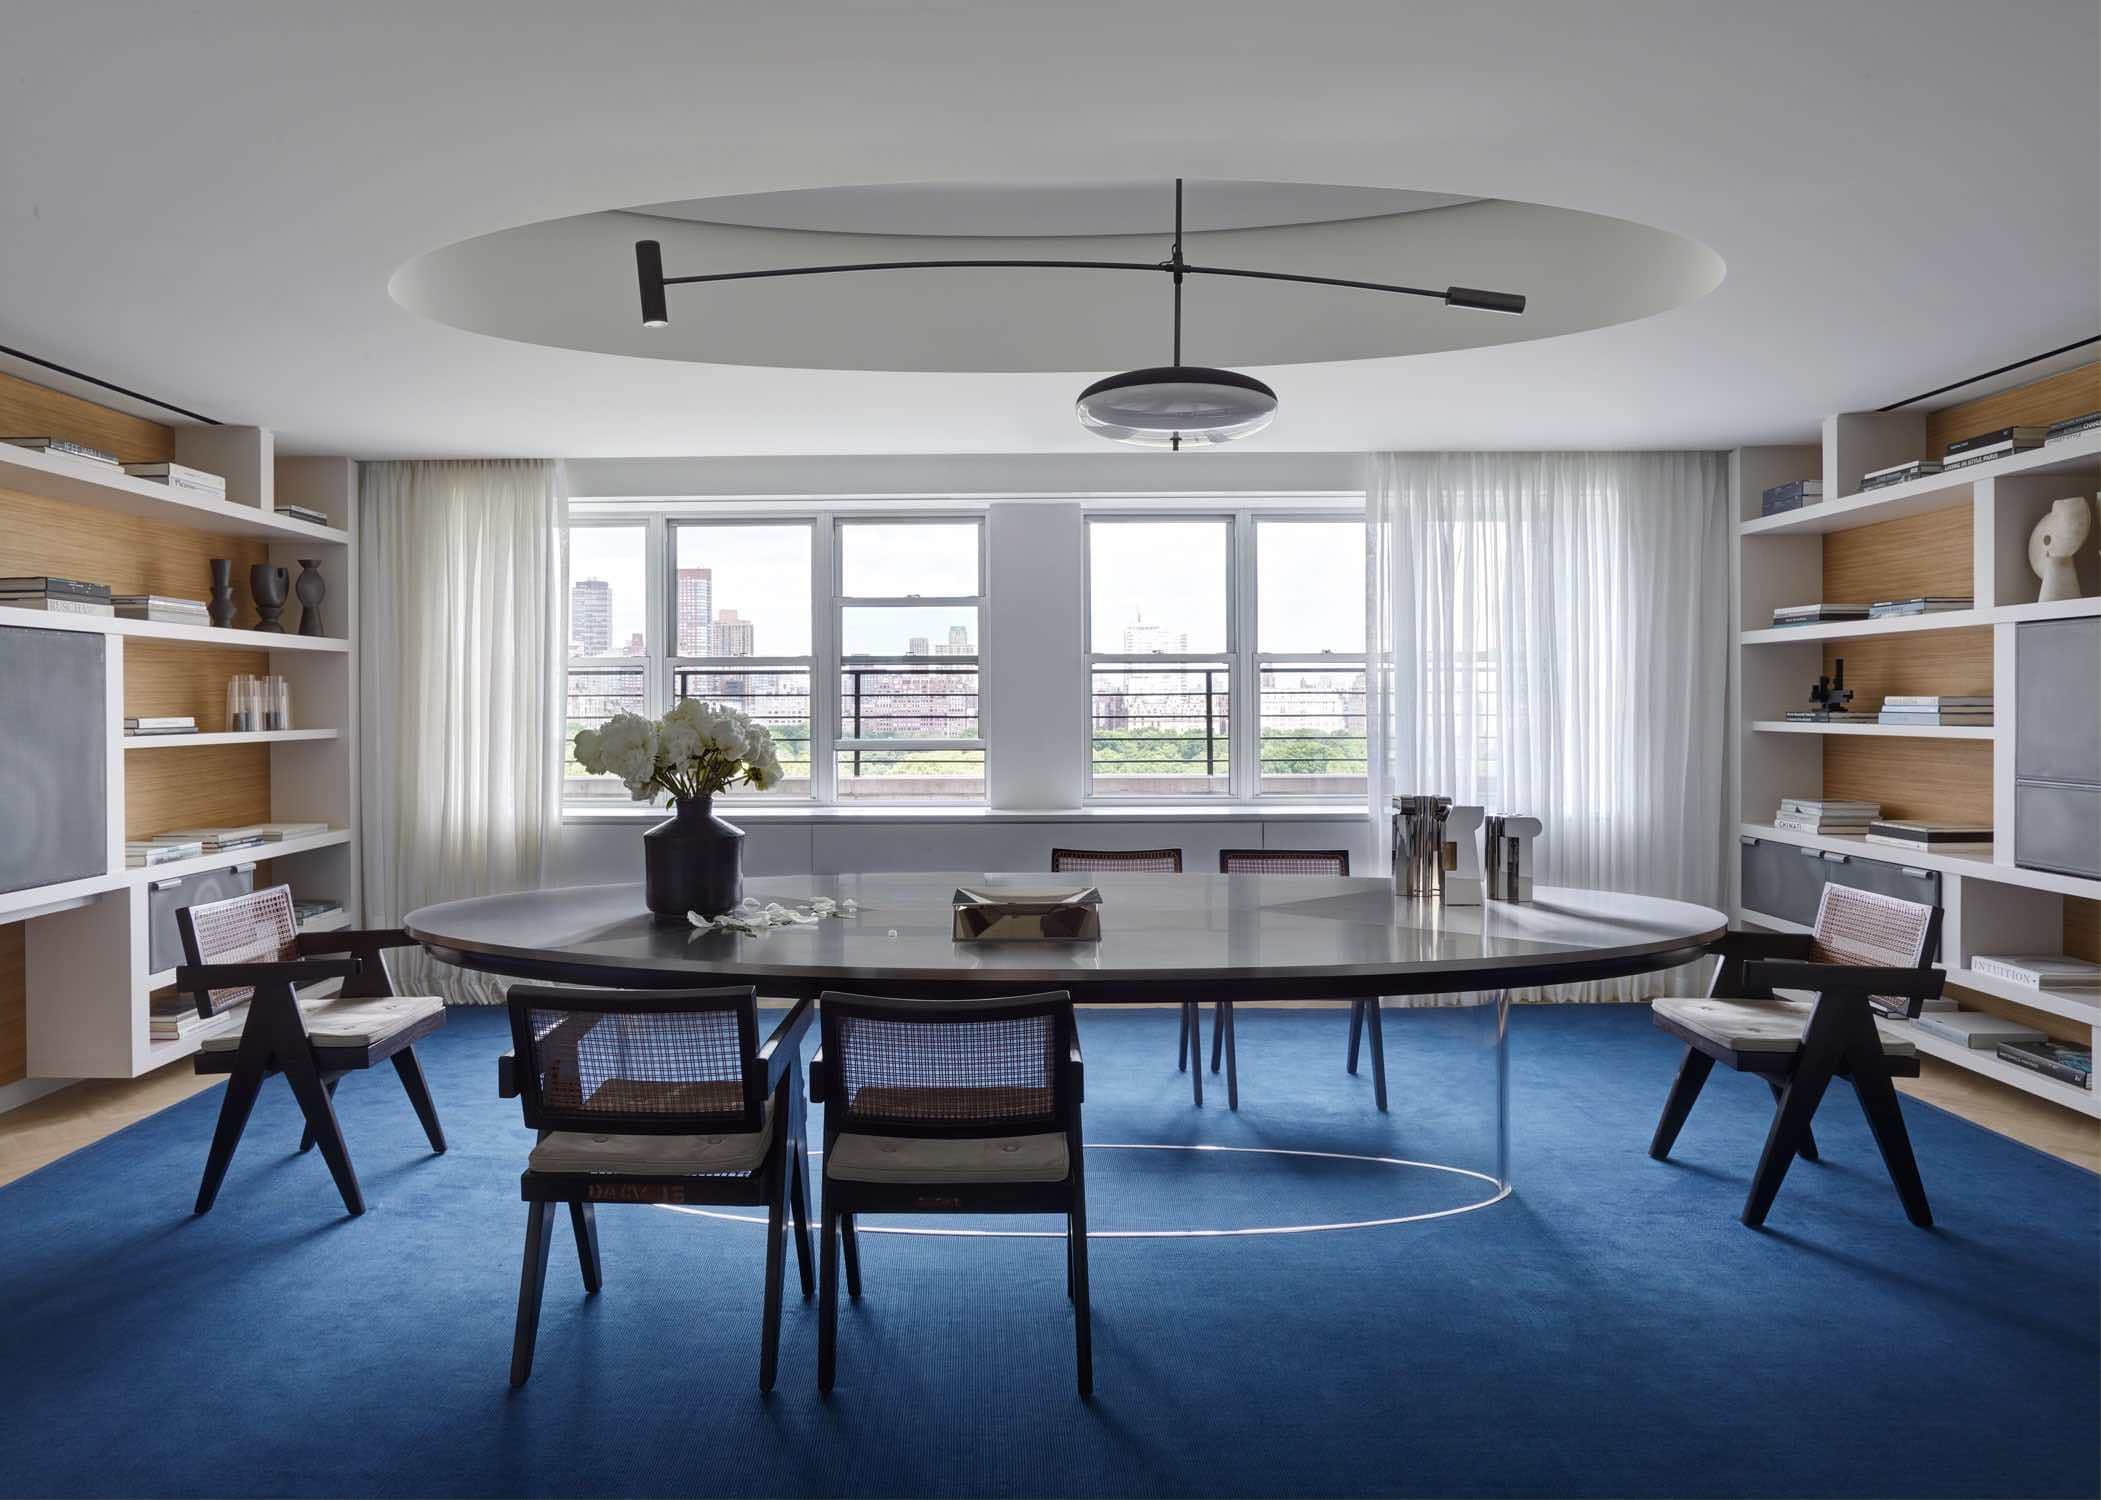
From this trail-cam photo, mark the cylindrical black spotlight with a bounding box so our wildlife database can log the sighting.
[1443,285,1527,315]
[635,240,669,327]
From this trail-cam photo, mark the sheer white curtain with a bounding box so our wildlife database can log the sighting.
[358,459,565,1001]
[1367,451,1730,998]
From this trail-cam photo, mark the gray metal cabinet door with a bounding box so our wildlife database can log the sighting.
[2017,619,2101,785]
[2015,782,2101,880]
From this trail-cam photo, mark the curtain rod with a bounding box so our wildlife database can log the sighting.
[1877,335,2100,412]
[0,341,222,425]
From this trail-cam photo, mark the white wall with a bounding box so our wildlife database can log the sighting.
[555,451,1374,880]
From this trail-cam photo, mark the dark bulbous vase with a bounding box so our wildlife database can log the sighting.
[642,796,745,920]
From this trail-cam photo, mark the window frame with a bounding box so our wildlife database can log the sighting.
[1082,506,1366,803]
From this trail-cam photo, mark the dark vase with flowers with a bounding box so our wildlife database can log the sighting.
[642,796,745,919]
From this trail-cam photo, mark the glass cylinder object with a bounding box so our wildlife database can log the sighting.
[225,674,257,733]
[265,675,291,732]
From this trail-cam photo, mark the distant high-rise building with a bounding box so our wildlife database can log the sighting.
[1121,612,1187,654]
[908,636,930,656]
[570,577,611,656]
[622,632,646,657]
[676,567,713,654]
[712,608,754,657]
[945,624,972,656]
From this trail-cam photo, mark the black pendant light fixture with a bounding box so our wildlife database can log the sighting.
[634,179,1527,449]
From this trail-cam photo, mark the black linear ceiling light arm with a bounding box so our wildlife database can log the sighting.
[633,180,1528,325]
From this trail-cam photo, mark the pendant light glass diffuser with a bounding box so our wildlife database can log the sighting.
[1074,366,1278,448]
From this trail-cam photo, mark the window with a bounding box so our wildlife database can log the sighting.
[563,524,648,800]
[1086,511,1365,800]
[670,522,815,797]
[1087,518,1232,796]
[834,519,985,801]
[1254,519,1367,798]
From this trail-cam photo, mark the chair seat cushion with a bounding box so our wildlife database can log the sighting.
[1653,996,1917,1057]
[826,1130,1070,1185]
[197,993,445,1051]
[528,1103,774,1177]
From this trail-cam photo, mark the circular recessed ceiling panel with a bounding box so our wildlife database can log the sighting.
[390,178,1723,374]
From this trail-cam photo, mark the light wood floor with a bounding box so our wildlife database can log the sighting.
[1,1029,2094,1187]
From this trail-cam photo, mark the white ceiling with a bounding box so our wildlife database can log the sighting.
[0,1,2093,459]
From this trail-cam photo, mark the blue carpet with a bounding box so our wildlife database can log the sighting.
[0,1004,2093,1499]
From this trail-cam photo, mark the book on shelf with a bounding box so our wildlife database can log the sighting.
[0,576,111,600]
[1771,602,1870,624]
[1760,480,1822,515]
[2044,411,2101,443]
[111,595,211,624]
[1864,821,1991,847]
[1859,459,1941,490]
[1782,709,1874,722]
[1,436,122,467]
[119,461,226,494]
[1969,954,2101,991]
[1778,798,1881,814]
[1875,713,1992,726]
[276,503,331,526]
[1866,596,1972,617]
[1944,425,2045,457]
[253,821,331,840]
[292,897,344,923]
[1994,1039,2093,1089]
[1943,446,2038,472]
[125,839,206,867]
[1911,1010,2045,1049]
[1883,695,1992,708]
[123,714,200,736]
[0,594,114,616]
[1869,993,1958,1018]
[153,825,277,852]
[149,998,237,1042]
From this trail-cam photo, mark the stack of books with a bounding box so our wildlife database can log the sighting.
[120,461,225,498]
[1860,458,1941,491]
[1970,954,2101,994]
[2,436,121,469]
[125,837,205,867]
[1760,480,1822,516]
[150,994,238,1043]
[0,576,113,615]
[1771,602,1870,627]
[1773,797,1879,835]
[124,715,199,737]
[111,594,211,626]
[1867,595,1972,618]
[1784,705,1875,723]
[278,503,331,527]
[1996,1039,2093,1090]
[293,897,345,928]
[1912,1010,2044,1049]
[1942,426,2045,471]
[2044,411,2101,446]
[1877,694,1992,726]
[1864,820,1991,850]
[156,824,274,854]
[256,821,330,840]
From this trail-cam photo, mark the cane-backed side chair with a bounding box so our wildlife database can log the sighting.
[1649,883,1944,1227]
[500,985,815,1392]
[1213,849,1369,1111]
[1049,847,1203,1104]
[809,990,1091,1396]
[175,884,447,1218]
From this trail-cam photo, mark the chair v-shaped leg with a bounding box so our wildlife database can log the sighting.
[392,1046,447,1153]
[1850,1046,1933,1227]
[297,1075,341,1154]
[569,1202,602,1293]
[1767,1077,1818,1162]
[760,1148,788,1393]
[195,1068,264,1214]
[1742,1014,1850,1228]
[1346,999,1364,1074]
[788,1115,815,1299]
[1649,1045,1715,1161]
[511,1200,557,1387]
[1177,1002,1190,1072]
[278,1026,363,1217]
[1364,999,1388,1112]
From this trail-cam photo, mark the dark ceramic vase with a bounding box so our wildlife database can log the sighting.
[294,558,326,636]
[249,564,289,633]
[207,559,237,628]
[642,796,745,919]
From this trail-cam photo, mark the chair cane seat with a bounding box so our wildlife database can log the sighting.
[528,1102,775,1177]
[1653,995,1917,1057]
[826,1130,1070,1185]
[196,993,445,1051]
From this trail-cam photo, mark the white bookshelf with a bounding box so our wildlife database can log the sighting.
[1728,419,2101,1120]
[1,440,362,1083]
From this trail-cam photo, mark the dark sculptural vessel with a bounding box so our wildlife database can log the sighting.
[642,797,745,920]
[249,564,289,633]
[208,559,237,628]
[294,558,326,636]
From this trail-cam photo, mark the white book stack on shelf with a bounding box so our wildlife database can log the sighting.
[1772,797,1880,835]
[1877,694,1993,727]
[1912,1011,2048,1050]
[1971,955,2101,992]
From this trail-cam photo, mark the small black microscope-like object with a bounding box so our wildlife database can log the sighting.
[1807,657,1854,718]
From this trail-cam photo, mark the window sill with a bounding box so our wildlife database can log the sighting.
[560,802,1371,826]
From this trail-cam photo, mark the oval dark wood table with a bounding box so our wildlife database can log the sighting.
[405,873,1726,1003]
[409,874,1724,1202]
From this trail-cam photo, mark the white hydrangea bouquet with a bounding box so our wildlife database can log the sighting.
[573,699,785,803]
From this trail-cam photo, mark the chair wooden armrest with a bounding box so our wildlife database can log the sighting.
[297,927,419,955]
[1743,960,1947,1010]
[756,997,816,1094]
[1069,1040,1085,1103]
[177,958,361,992]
